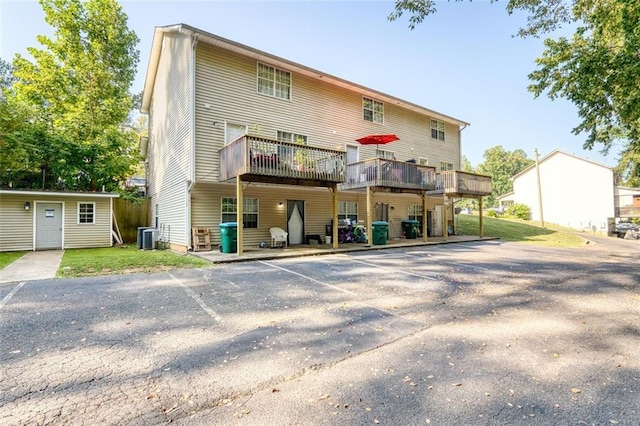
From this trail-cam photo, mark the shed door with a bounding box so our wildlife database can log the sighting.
[36,202,63,250]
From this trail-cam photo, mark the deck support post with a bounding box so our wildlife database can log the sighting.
[331,184,338,249]
[367,186,373,246]
[236,176,243,255]
[478,196,484,238]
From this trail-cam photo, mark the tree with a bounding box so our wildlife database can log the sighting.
[5,0,140,191]
[476,146,534,206]
[388,1,640,182]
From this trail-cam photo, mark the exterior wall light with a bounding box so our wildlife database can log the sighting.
[24,201,31,211]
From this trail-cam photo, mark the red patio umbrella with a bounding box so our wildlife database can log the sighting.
[355,134,400,146]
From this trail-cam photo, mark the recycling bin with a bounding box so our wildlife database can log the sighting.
[371,221,389,246]
[219,222,238,253]
[401,219,420,239]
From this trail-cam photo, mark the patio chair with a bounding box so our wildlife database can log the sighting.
[270,227,288,248]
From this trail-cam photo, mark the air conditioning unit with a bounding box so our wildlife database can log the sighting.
[142,228,158,250]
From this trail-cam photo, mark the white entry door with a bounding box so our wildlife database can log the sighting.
[287,200,305,245]
[36,202,63,250]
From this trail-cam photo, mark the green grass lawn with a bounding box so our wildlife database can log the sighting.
[58,245,211,278]
[456,214,586,247]
[0,251,27,269]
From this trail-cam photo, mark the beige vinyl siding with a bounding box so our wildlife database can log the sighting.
[190,183,445,247]
[63,198,112,249]
[193,43,462,182]
[147,32,193,247]
[0,194,35,251]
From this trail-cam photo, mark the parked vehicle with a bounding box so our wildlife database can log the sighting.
[613,222,639,238]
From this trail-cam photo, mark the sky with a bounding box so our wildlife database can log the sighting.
[0,0,621,168]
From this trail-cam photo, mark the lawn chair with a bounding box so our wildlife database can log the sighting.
[270,227,288,248]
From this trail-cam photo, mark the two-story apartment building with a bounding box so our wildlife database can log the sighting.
[141,24,491,253]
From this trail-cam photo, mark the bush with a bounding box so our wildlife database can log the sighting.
[505,203,531,220]
[485,209,499,218]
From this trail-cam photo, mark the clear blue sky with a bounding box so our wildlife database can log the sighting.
[1,0,620,168]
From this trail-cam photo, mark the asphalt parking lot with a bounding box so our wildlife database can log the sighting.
[1,239,639,425]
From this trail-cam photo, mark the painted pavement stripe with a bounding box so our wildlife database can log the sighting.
[166,272,221,322]
[0,281,27,310]
[259,261,358,296]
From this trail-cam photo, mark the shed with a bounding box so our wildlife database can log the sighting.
[0,189,119,252]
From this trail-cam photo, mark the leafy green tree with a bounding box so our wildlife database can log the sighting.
[476,146,534,206]
[388,1,640,182]
[461,155,475,173]
[6,0,140,191]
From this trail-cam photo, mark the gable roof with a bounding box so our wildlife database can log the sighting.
[140,23,470,127]
[510,149,613,181]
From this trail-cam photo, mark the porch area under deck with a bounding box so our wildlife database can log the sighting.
[340,158,439,244]
[427,170,493,238]
[218,135,347,255]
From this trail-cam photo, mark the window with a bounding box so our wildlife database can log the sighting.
[277,131,307,145]
[154,203,159,228]
[431,119,445,141]
[221,197,258,229]
[418,157,429,166]
[440,161,454,171]
[338,201,358,222]
[78,202,95,224]
[363,97,384,124]
[257,62,291,100]
[376,149,395,159]
[408,204,423,224]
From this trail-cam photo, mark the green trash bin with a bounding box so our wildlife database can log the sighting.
[401,219,420,239]
[219,222,238,253]
[371,221,389,246]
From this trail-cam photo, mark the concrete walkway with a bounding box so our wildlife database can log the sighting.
[0,250,64,284]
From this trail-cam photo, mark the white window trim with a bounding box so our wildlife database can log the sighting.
[430,119,445,141]
[363,96,384,124]
[221,197,259,228]
[77,201,96,225]
[257,62,292,100]
[439,161,454,172]
[418,157,429,166]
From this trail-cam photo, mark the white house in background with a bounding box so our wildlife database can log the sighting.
[497,150,619,232]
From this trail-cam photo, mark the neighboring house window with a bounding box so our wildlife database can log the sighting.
[376,149,395,159]
[338,201,358,222]
[363,97,384,124]
[431,119,445,141]
[78,202,95,224]
[221,197,259,229]
[257,62,291,100]
[440,161,454,171]
[408,204,423,223]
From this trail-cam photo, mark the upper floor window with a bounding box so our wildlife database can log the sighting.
[440,161,454,171]
[78,202,95,224]
[221,197,259,229]
[418,157,429,166]
[257,63,291,100]
[431,119,445,141]
[363,97,384,124]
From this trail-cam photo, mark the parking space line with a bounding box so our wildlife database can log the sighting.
[166,273,221,322]
[347,259,438,281]
[259,261,358,296]
[0,281,26,310]
[404,252,490,271]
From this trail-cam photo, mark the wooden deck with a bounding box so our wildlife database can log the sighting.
[219,135,346,187]
[340,158,437,193]
[427,170,492,198]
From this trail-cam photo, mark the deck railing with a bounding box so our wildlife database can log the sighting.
[340,158,437,191]
[428,171,492,196]
[219,135,346,183]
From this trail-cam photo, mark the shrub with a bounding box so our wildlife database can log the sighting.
[505,203,531,220]
[485,209,499,218]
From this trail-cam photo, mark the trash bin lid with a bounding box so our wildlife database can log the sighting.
[219,222,238,228]
[402,219,420,224]
[372,221,388,225]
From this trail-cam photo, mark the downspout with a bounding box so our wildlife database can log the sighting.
[186,32,198,250]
